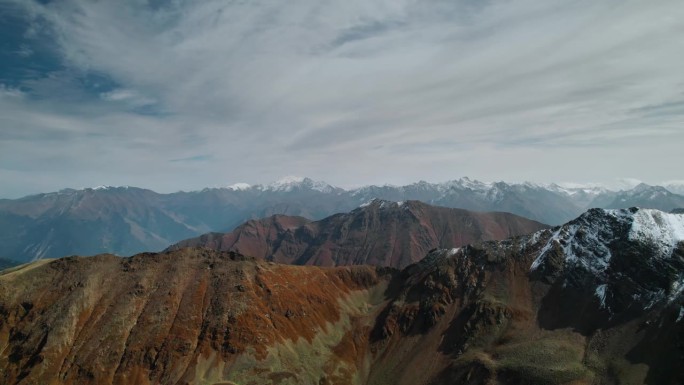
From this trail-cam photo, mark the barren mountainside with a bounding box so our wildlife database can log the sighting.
[1,208,683,385]
[167,199,549,268]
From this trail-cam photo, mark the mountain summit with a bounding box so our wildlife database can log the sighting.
[167,200,548,268]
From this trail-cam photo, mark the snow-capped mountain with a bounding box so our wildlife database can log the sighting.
[588,183,684,211]
[2,177,684,263]
[529,207,684,317]
[260,176,340,193]
[665,181,684,195]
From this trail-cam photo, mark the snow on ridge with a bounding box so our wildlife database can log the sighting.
[542,182,607,197]
[358,198,406,209]
[266,175,306,191]
[627,208,684,257]
[530,208,684,274]
[595,284,608,308]
[226,183,251,191]
[529,220,613,274]
[258,176,336,193]
[91,185,130,191]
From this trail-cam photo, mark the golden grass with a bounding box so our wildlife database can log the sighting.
[492,333,595,384]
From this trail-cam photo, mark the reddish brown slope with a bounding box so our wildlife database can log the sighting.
[168,200,549,268]
[0,249,387,385]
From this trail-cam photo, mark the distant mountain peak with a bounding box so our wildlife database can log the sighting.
[261,176,337,193]
[88,185,131,191]
[450,177,493,190]
[225,182,252,191]
[631,182,655,193]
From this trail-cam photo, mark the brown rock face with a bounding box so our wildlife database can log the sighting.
[0,249,387,385]
[167,200,548,268]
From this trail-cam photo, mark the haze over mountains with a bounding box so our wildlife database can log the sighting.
[2,207,682,384]
[2,177,684,263]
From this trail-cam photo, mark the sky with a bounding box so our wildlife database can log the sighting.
[1,0,683,198]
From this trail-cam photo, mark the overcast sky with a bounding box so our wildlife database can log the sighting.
[1,0,683,198]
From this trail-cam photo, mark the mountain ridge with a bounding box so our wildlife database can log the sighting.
[167,199,549,268]
[1,207,682,384]
[2,177,684,263]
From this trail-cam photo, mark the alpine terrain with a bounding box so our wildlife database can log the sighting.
[1,207,682,384]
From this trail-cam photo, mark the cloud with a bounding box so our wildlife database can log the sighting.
[1,0,684,196]
[169,155,213,163]
[0,84,25,99]
[100,88,156,109]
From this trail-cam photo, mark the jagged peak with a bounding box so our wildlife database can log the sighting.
[528,207,684,312]
[87,185,132,191]
[257,176,337,193]
[225,182,252,191]
[531,208,684,271]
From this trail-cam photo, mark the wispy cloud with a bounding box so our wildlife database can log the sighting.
[1,0,683,196]
[170,155,213,163]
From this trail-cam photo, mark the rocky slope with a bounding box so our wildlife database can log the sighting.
[1,208,683,384]
[167,200,549,268]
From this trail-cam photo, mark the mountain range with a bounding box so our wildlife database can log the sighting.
[1,207,682,384]
[2,177,684,263]
[167,199,548,268]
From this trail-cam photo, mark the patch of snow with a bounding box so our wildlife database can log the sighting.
[677,306,684,323]
[644,289,666,310]
[90,185,129,191]
[530,221,613,274]
[447,248,460,256]
[226,183,251,191]
[266,176,306,191]
[543,182,607,197]
[627,209,684,258]
[664,180,684,195]
[310,180,336,193]
[669,275,684,303]
[262,176,335,193]
[526,230,545,248]
[435,177,494,195]
[595,284,607,308]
